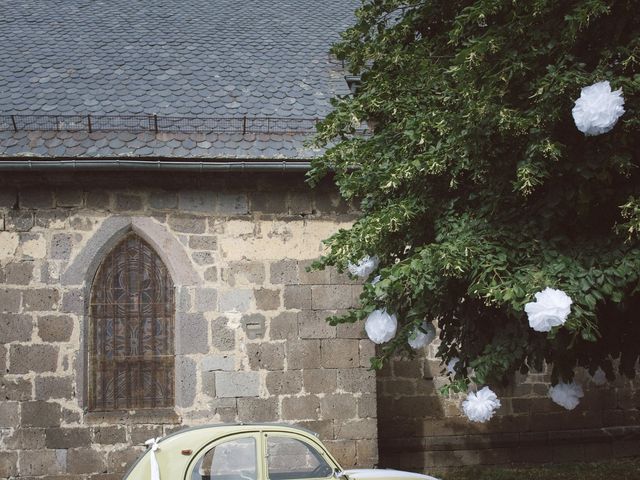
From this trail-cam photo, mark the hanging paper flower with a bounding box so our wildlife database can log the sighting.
[364,309,397,344]
[549,381,584,410]
[348,255,379,278]
[446,357,460,375]
[591,367,607,386]
[572,81,625,136]
[524,287,572,332]
[462,386,501,423]
[408,321,436,349]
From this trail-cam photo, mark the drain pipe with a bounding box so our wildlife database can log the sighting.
[0,158,312,172]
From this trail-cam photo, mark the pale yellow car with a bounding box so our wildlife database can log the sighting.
[123,424,439,480]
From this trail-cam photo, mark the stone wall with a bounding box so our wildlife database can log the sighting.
[0,172,377,479]
[377,344,640,470]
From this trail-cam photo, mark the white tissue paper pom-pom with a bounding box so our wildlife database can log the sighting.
[348,255,379,278]
[524,287,572,332]
[591,367,607,386]
[446,357,460,375]
[365,309,397,344]
[572,81,625,136]
[462,386,501,423]
[408,322,436,349]
[371,275,382,285]
[549,381,584,410]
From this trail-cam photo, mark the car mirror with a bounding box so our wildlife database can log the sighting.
[333,470,346,479]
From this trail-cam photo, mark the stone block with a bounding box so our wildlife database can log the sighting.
[246,342,285,370]
[303,369,337,394]
[69,216,94,230]
[287,340,321,370]
[115,193,143,211]
[3,262,34,285]
[189,235,218,250]
[337,321,365,339]
[50,233,73,260]
[266,371,303,395]
[3,428,46,450]
[46,427,91,448]
[176,312,208,354]
[202,371,216,397]
[312,285,354,310]
[6,211,34,231]
[298,311,337,339]
[0,312,33,342]
[195,287,218,312]
[269,311,298,340]
[358,394,377,418]
[295,420,334,440]
[211,316,235,351]
[0,288,21,313]
[283,285,312,309]
[321,394,358,420]
[254,288,280,310]
[219,289,252,313]
[150,191,178,210]
[321,339,359,368]
[20,189,54,208]
[335,419,378,440]
[130,425,163,444]
[269,259,298,285]
[86,190,111,210]
[21,401,62,427]
[356,439,379,466]
[338,368,376,393]
[282,395,320,421]
[175,356,197,408]
[9,344,58,373]
[22,288,60,311]
[179,191,216,212]
[18,449,66,476]
[250,191,287,214]
[55,188,84,207]
[61,288,84,313]
[242,313,266,339]
[359,340,376,368]
[192,251,216,265]
[0,401,20,427]
[202,354,235,371]
[0,188,17,208]
[237,397,278,422]
[108,447,145,474]
[1,377,32,400]
[168,214,206,234]
[204,266,218,282]
[67,447,107,474]
[35,376,74,400]
[37,315,74,342]
[215,371,260,397]
[298,260,331,285]
[35,210,69,229]
[93,426,127,445]
[0,344,5,372]
[217,193,249,215]
[222,261,265,287]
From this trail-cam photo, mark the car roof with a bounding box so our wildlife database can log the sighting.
[158,422,320,444]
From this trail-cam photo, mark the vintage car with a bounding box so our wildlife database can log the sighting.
[123,424,439,480]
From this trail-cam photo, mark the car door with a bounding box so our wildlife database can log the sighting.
[188,432,263,480]
[262,432,338,480]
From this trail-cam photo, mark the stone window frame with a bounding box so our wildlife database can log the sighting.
[62,216,201,421]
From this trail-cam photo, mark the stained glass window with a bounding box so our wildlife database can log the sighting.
[89,233,175,411]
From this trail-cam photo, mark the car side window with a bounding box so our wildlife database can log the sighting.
[191,436,257,480]
[266,436,333,480]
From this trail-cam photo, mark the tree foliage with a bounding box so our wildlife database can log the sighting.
[308,0,640,392]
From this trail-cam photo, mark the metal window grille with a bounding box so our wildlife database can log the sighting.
[89,233,175,411]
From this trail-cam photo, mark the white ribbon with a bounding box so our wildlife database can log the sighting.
[144,437,162,480]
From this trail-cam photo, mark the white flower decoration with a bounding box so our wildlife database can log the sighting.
[591,367,607,386]
[462,386,501,423]
[446,357,460,375]
[408,321,436,350]
[572,81,625,136]
[524,287,572,332]
[371,275,382,285]
[364,309,397,344]
[348,255,379,278]
[549,381,584,410]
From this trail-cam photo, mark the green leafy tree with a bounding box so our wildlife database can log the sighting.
[308,0,640,393]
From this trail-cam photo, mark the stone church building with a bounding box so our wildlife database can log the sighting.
[1,1,638,479]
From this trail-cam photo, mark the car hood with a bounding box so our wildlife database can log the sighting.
[342,469,440,480]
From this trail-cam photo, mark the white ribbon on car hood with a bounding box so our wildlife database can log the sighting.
[144,437,162,480]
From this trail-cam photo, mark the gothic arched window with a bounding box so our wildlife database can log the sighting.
[89,233,175,411]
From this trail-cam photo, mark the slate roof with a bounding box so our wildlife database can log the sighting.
[0,0,357,160]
